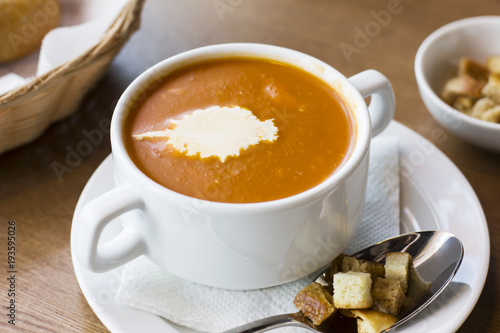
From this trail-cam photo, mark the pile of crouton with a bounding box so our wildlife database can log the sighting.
[442,56,500,123]
[294,252,412,333]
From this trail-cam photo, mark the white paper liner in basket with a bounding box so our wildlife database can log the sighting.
[0,0,145,155]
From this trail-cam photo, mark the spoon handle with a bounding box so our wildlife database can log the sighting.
[223,312,317,333]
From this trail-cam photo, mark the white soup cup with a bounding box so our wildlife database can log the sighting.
[75,43,395,290]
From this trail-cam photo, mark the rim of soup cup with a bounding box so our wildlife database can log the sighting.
[111,43,371,215]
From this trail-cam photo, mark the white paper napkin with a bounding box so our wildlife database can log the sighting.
[116,136,400,333]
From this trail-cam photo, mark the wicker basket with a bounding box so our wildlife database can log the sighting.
[0,0,145,154]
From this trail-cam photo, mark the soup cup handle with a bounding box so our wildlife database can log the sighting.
[76,184,146,273]
[348,69,395,136]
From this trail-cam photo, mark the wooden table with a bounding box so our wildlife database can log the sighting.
[1,0,498,332]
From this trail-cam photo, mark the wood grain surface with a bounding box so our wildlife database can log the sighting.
[0,0,499,332]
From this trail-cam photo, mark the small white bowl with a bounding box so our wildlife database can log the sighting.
[415,16,500,152]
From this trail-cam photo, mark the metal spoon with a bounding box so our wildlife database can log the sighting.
[224,230,464,333]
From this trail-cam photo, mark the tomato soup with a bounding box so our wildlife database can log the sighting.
[125,58,355,203]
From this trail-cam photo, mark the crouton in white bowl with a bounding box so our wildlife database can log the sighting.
[415,16,500,152]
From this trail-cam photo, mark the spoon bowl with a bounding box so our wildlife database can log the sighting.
[224,230,464,333]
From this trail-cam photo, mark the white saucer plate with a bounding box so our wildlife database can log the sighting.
[71,121,489,333]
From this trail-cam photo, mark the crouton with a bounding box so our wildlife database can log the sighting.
[350,309,397,333]
[480,105,500,123]
[458,57,490,82]
[482,73,500,104]
[452,96,474,113]
[470,97,496,118]
[385,252,411,294]
[294,282,336,325]
[342,256,385,281]
[441,75,485,105]
[333,272,373,309]
[487,55,500,74]
[372,278,405,316]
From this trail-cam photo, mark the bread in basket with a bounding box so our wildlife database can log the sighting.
[0,0,145,154]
